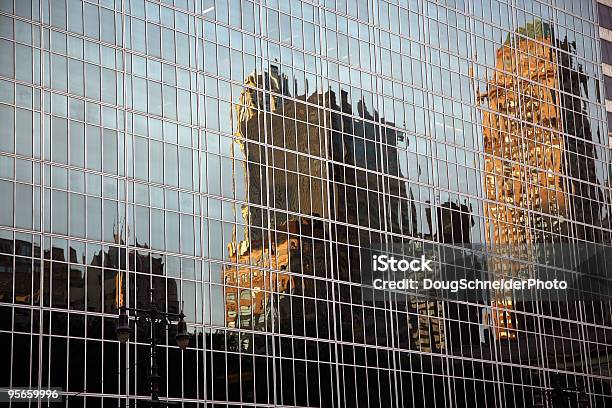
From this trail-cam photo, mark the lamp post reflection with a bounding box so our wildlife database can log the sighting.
[115,287,189,405]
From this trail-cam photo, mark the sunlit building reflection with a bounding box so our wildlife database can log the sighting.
[478,20,606,341]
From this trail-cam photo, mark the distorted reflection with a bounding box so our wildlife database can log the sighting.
[477,19,610,365]
[224,62,420,340]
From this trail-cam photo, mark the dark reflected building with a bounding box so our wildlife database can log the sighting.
[0,0,611,407]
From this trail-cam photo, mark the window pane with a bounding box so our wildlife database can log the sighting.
[70,193,85,238]
[51,116,68,164]
[0,104,15,153]
[83,2,100,39]
[0,180,14,226]
[14,183,32,230]
[15,108,33,157]
[52,190,68,235]
[87,196,102,240]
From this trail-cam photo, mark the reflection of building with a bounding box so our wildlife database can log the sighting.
[478,21,605,340]
[227,67,418,339]
[408,299,446,352]
[225,68,332,346]
[230,66,332,263]
[0,235,179,314]
[429,201,474,244]
[223,71,430,400]
[413,200,478,351]
[478,21,564,340]
[223,221,296,333]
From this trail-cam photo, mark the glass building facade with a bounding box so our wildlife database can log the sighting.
[0,0,611,406]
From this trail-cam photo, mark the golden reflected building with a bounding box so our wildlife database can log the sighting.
[223,220,297,332]
[478,21,565,340]
[478,21,604,340]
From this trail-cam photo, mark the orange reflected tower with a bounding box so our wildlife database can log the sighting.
[477,21,567,340]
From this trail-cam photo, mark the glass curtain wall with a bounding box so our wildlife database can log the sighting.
[0,0,610,407]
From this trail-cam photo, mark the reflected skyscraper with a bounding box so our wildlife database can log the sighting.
[478,20,609,341]
[225,64,418,344]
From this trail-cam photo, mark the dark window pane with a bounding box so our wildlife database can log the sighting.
[0,254,13,302]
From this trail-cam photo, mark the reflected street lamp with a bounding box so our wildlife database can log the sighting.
[116,288,189,405]
[116,307,131,343]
